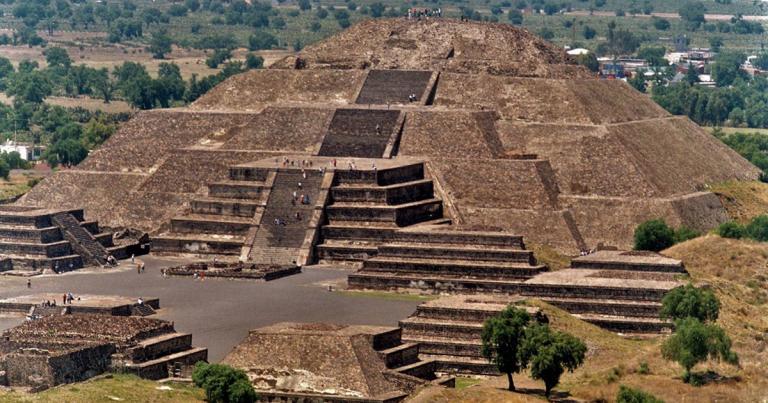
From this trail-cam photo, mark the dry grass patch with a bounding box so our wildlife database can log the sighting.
[711,181,768,224]
[528,242,571,271]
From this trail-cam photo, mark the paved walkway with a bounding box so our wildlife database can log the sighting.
[0,256,420,362]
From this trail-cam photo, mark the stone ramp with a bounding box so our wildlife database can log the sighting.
[247,171,324,265]
[318,109,401,158]
[52,212,109,266]
[356,70,434,105]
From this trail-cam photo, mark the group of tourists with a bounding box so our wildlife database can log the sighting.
[407,8,442,19]
[61,292,77,305]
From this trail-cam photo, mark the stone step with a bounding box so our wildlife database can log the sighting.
[400,317,484,340]
[393,230,525,249]
[363,256,546,279]
[571,259,686,273]
[573,313,673,334]
[124,346,208,380]
[331,179,435,204]
[520,283,667,302]
[0,239,73,257]
[191,197,261,218]
[348,271,525,294]
[355,70,433,105]
[326,198,443,226]
[378,243,534,263]
[129,332,193,363]
[315,242,378,262]
[378,342,420,369]
[170,214,252,235]
[0,226,62,243]
[414,305,510,323]
[1,253,84,272]
[152,234,245,255]
[207,181,266,199]
[419,354,498,376]
[542,297,662,318]
[392,358,437,380]
[402,336,482,358]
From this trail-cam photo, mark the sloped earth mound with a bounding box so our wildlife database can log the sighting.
[412,235,768,402]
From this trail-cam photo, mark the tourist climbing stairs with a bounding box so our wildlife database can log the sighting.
[247,171,324,265]
[318,109,401,158]
[52,212,108,266]
[355,70,435,105]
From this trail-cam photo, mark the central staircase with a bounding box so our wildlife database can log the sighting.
[355,70,434,105]
[247,171,324,265]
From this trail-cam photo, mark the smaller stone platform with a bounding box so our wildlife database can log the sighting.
[523,250,687,334]
[164,261,300,281]
[400,296,544,375]
[0,314,207,391]
[0,294,160,317]
[223,322,453,402]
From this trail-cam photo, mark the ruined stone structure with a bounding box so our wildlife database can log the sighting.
[0,294,161,317]
[17,19,756,256]
[524,250,686,334]
[0,206,144,275]
[0,314,207,390]
[399,296,544,375]
[223,323,453,402]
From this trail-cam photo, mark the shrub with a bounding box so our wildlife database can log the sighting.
[637,361,650,375]
[634,219,675,251]
[192,362,257,403]
[716,221,745,239]
[746,215,768,241]
[617,385,664,403]
[674,226,700,243]
[661,283,720,323]
[661,317,738,383]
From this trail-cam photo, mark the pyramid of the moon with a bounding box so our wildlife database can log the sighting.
[20,19,758,253]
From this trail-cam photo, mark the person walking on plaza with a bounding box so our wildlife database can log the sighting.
[26,279,30,288]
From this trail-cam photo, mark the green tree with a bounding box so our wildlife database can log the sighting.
[83,118,116,148]
[521,324,587,397]
[716,221,744,239]
[192,362,257,403]
[634,219,675,251]
[90,68,116,103]
[508,9,523,25]
[679,1,706,30]
[298,0,311,11]
[0,157,9,180]
[0,56,15,90]
[114,62,155,109]
[661,317,738,383]
[685,63,700,84]
[245,54,264,69]
[661,284,719,323]
[674,226,700,243]
[629,71,647,92]
[6,70,52,104]
[637,46,668,67]
[248,31,277,50]
[576,53,598,72]
[148,30,173,59]
[745,214,768,241]
[206,49,232,68]
[616,385,664,403]
[481,307,531,391]
[47,138,88,167]
[44,47,71,70]
[652,17,670,30]
[711,51,746,87]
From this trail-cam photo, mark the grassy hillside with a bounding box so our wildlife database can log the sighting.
[711,181,768,224]
[412,234,768,402]
[0,374,204,403]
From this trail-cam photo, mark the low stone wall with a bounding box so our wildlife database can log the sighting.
[152,237,243,255]
[0,227,61,243]
[128,334,192,362]
[170,218,250,235]
[571,260,685,273]
[377,244,533,263]
[520,283,667,301]
[165,262,300,281]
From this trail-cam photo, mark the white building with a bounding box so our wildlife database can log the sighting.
[0,140,30,160]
